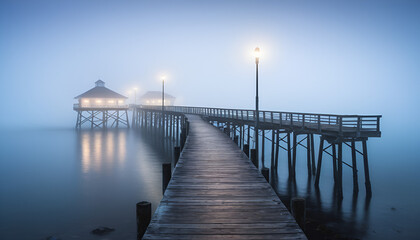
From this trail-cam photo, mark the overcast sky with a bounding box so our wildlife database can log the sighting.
[0,0,419,128]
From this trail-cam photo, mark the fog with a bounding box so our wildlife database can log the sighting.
[1,0,419,131]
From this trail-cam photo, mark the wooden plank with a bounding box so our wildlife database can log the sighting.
[143,115,307,239]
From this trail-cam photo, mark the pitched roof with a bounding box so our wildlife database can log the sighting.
[74,85,127,99]
[140,91,175,99]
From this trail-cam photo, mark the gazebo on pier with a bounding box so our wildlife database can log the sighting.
[73,80,129,129]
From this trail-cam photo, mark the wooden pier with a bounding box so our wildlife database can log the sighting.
[143,115,307,239]
[134,105,381,199]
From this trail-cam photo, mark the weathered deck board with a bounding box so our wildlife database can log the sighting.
[143,115,307,239]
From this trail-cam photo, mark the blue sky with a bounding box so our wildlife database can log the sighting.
[0,0,419,128]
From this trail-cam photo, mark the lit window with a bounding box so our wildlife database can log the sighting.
[108,100,114,104]
[146,100,150,104]
[96,100,102,103]
[118,100,124,104]
[83,99,90,103]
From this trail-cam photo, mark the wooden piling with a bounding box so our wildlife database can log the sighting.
[262,167,269,182]
[275,130,280,170]
[337,142,343,199]
[287,132,292,176]
[315,136,324,187]
[261,130,265,168]
[162,163,171,194]
[306,134,311,176]
[136,201,151,240]
[250,149,258,168]
[351,140,359,194]
[243,144,250,157]
[271,129,275,170]
[362,140,372,197]
[174,147,181,166]
[291,198,306,230]
[332,143,337,183]
[292,133,298,178]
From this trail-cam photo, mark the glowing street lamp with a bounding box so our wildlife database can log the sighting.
[161,75,166,112]
[254,47,260,169]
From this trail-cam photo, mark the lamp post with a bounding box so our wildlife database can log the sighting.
[161,76,165,112]
[254,47,260,169]
[134,87,138,105]
[161,76,165,136]
[128,90,132,104]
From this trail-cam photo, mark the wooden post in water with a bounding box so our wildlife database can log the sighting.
[243,144,250,157]
[315,136,324,187]
[362,140,372,197]
[262,167,269,182]
[275,130,280,170]
[332,143,337,183]
[271,129,275,170]
[291,198,306,231]
[162,163,171,194]
[292,133,298,178]
[174,146,181,166]
[351,140,359,194]
[310,134,316,174]
[247,125,250,146]
[239,125,243,148]
[287,132,292,176]
[337,141,343,199]
[261,129,265,168]
[250,149,258,168]
[136,201,151,240]
[176,116,179,145]
[306,134,311,176]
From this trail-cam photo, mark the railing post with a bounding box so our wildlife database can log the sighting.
[318,115,321,131]
[279,113,282,126]
[291,113,294,127]
[339,116,343,135]
[376,116,380,132]
[302,115,305,128]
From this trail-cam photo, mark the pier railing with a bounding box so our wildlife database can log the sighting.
[139,105,381,137]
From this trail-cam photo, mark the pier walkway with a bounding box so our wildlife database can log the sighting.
[143,115,306,239]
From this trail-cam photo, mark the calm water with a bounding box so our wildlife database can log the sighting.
[1,124,419,239]
[0,128,173,240]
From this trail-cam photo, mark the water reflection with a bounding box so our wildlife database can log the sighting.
[79,130,126,173]
[271,172,371,239]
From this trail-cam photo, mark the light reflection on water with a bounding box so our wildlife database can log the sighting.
[80,131,127,174]
[0,128,169,240]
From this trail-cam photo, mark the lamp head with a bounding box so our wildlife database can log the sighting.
[254,47,260,64]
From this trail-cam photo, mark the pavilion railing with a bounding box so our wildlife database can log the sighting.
[73,103,129,109]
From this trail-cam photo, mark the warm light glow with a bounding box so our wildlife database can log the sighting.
[83,99,90,103]
[254,47,261,59]
[146,100,150,104]
[108,100,114,104]
[118,100,124,104]
[133,87,138,91]
[161,75,166,81]
[96,100,102,103]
